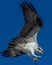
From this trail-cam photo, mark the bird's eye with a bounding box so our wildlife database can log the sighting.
[38,47,41,50]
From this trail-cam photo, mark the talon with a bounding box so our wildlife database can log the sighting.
[33,58,38,62]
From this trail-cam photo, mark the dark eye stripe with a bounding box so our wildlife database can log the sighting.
[38,47,41,50]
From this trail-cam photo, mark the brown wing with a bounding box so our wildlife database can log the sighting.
[1,48,25,57]
[1,1,43,57]
[20,1,42,38]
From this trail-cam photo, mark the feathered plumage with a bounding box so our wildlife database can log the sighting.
[1,1,43,62]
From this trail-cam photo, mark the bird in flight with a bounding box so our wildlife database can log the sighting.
[1,1,44,62]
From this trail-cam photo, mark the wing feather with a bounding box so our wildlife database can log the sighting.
[20,1,42,38]
[1,2,43,57]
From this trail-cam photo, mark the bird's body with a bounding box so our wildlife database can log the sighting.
[1,1,44,62]
[16,36,38,54]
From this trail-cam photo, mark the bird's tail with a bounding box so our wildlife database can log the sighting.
[1,43,25,57]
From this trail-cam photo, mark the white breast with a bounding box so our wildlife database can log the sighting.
[17,33,39,53]
[24,40,38,51]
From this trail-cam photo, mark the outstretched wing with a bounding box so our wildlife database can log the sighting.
[20,1,42,39]
[1,1,43,57]
[1,37,25,57]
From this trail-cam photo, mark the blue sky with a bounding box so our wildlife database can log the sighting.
[0,0,52,65]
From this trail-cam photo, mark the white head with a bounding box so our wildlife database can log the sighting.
[37,46,44,54]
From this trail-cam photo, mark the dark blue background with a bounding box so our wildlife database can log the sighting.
[0,0,52,65]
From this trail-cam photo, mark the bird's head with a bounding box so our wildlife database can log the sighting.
[37,46,44,54]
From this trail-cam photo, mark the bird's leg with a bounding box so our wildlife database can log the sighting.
[30,49,38,62]
[31,48,41,58]
[30,49,41,62]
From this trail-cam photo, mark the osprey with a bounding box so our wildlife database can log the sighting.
[1,1,43,62]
